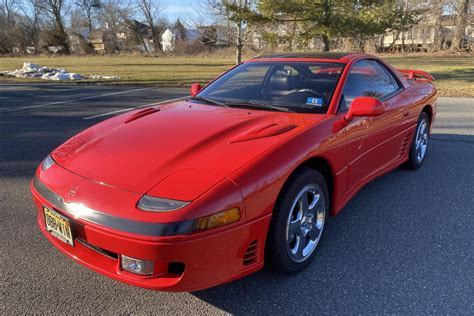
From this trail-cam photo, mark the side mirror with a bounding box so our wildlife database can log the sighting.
[190,83,202,96]
[344,96,385,122]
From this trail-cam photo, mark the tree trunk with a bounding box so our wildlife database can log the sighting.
[322,34,330,51]
[431,0,443,51]
[235,45,242,64]
[401,31,405,53]
[87,12,93,33]
[322,0,330,52]
[387,31,400,52]
[151,29,161,54]
[138,32,149,53]
[235,22,243,64]
[450,0,469,51]
[55,14,70,54]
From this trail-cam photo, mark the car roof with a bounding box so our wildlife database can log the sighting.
[249,52,362,64]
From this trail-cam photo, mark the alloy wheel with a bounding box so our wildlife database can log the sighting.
[285,184,326,263]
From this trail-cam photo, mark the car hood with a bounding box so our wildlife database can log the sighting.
[52,101,322,197]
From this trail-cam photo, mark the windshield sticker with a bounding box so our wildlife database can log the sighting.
[306,97,324,107]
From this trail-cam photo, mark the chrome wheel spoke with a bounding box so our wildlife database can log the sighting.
[307,226,320,240]
[288,219,301,236]
[308,193,320,213]
[299,192,309,214]
[295,236,306,257]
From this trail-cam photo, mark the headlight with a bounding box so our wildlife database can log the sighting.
[41,155,55,171]
[137,195,190,212]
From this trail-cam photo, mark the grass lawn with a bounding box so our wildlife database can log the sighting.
[0,54,472,97]
[382,55,474,97]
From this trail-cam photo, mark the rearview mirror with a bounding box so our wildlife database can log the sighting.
[344,97,385,122]
[190,83,202,96]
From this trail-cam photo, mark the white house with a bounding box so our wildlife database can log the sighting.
[161,29,176,52]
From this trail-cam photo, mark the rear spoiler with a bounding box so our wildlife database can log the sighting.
[397,69,434,82]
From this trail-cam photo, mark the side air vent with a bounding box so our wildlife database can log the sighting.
[243,240,259,266]
[399,133,412,157]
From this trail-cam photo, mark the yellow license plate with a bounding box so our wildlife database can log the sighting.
[43,205,74,246]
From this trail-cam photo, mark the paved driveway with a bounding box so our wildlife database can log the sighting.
[0,84,472,314]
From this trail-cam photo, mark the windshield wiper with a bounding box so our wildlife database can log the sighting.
[188,96,229,108]
[224,101,290,112]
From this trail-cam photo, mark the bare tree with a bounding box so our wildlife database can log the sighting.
[99,0,151,53]
[18,1,43,50]
[75,0,101,32]
[174,18,186,41]
[206,0,263,64]
[451,0,470,51]
[32,0,70,54]
[0,0,17,22]
[123,18,149,53]
[136,0,164,53]
[98,0,129,52]
[430,0,445,51]
[0,0,20,53]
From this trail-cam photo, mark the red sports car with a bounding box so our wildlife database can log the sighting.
[31,53,437,291]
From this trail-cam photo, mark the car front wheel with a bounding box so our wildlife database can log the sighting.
[266,167,329,274]
[406,112,430,169]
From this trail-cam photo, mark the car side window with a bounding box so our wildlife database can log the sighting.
[339,60,400,112]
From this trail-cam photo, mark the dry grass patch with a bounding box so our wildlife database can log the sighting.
[0,54,472,96]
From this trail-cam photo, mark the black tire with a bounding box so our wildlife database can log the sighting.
[405,112,430,169]
[266,167,329,274]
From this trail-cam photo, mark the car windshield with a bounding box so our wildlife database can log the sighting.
[193,61,345,113]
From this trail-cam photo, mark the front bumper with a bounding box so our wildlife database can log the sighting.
[31,173,270,291]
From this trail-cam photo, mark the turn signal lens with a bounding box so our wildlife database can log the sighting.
[193,207,241,231]
[120,255,154,276]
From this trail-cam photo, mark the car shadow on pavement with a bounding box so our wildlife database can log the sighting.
[192,133,474,314]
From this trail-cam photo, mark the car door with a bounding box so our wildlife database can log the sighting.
[340,59,404,191]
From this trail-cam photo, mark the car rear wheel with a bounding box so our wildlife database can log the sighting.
[266,167,329,274]
[405,112,430,169]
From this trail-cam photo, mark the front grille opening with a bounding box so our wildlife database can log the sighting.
[168,262,185,275]
[243,240,259,266]
[76,239,118,260]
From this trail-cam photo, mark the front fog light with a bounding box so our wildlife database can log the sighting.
[120,255,154,276]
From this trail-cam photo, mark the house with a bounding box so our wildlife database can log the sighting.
[161,29,176,52]
[88,30,106,53]
[197,25,229,47]
[160,27,209,52]
[68,27,93,53]
[382,0,474,50]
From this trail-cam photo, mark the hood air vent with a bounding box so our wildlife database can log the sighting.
[230,123,297,143]
[124,107,160,124]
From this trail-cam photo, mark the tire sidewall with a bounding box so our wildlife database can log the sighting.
[266,168,330,274]
[408,112,430,169]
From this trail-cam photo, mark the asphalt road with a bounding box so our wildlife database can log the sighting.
[0,84,473,314]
